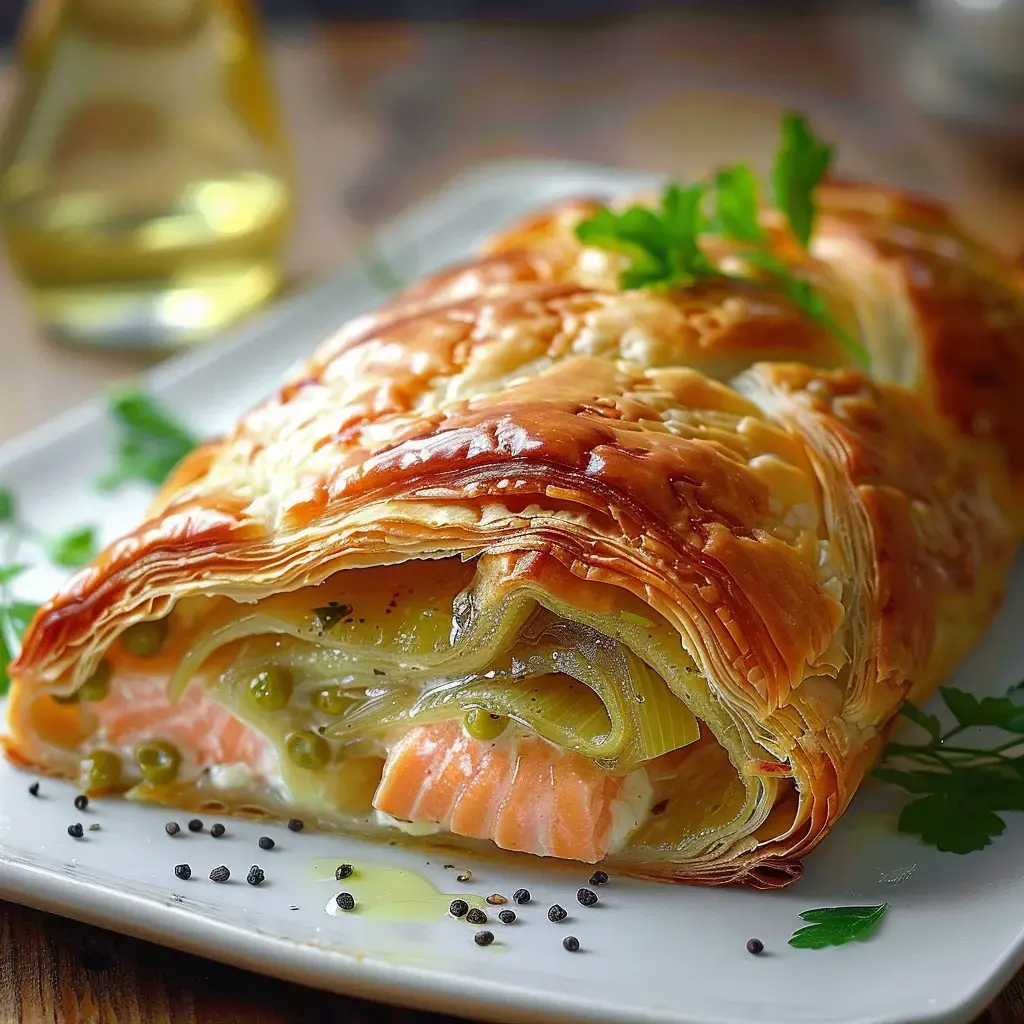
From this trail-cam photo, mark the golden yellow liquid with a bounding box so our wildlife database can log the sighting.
[311,859,489,923]
[0,0,293,347]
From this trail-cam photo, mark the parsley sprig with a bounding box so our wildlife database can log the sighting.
[0,488,97,570]
[876,686,1024,854]
[573,113,868,366]
[789,904,888,949]
[0,489,102,694]
[97,386,199,491]
[0,574,38,697]
[0,496,37,696]
[0,389,196,694]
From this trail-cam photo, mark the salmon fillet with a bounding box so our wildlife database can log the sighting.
[373,720,650,862]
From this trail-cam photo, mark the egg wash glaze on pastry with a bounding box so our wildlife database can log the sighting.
[6,175,1024,888]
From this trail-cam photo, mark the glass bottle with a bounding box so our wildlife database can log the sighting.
[0,0,294,348]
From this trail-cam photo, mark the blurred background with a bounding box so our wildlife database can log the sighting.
[0,0,1021,439]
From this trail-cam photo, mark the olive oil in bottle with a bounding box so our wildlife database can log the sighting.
[0,0,293,348]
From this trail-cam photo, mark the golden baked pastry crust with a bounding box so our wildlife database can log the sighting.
[8,181,1023,886]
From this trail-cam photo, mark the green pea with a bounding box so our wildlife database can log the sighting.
[121,618,169,657]
[464,709,508,741]
[311,686,350,716]
[247,666,293,711]
[79,750,122,792]
[77,659,111,702]
[136,740,181,786]
[286,730,331,770]
[53,659,112,704]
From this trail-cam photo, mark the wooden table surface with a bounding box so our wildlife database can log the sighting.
[2,10,1024,1023]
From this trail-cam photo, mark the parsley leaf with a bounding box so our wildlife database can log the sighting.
[312,603,353,632]
[97,387,199,491]
[772,112,834,247]
[938,686,1024,733]
[711,165,763,242]
[572,113,867,366]
[0,598,39,696]
[44,525,97,568]
[898,792,1004,854]
[741,250,869,366]
[576,184,714,290]
[789,904,888,950]
[877,686,1024,854]
[898,700,941,739]
[0,553,36,701]
[0,564,27,586]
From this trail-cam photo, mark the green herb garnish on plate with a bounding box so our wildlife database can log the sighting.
[0,490,99,691]
[43,525,98,568]
[573,113,868,366]
[876,684,1024,854]
[0,563,38,697]
[789,904,888,949]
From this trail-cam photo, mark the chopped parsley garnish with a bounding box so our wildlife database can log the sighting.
[313,603,353,632]
[876,684,1024,853]
[788,904,888,949]
[97,386,199,491]
[573,113,868,366]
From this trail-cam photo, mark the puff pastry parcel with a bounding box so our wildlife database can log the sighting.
[7,181,1024,888]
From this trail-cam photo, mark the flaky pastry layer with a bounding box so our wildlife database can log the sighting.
[7,181,1024,886]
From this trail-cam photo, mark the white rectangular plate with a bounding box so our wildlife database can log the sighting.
[1,161,1023,1024]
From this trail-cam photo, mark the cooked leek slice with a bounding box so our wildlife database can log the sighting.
[321,619,700,771]
[167,557,701,774]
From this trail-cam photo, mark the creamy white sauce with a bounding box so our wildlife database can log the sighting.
[607,768,654,854]
[372,809,443,836]
[206,762,261,790]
